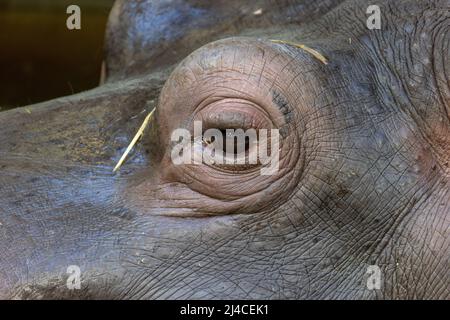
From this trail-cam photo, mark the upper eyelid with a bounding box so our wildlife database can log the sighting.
[200,108,272,131]
[204,112,254,129]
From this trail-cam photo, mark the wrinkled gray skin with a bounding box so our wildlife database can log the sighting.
[0,0,449,299]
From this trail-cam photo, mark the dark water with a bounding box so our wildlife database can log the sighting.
[0,0,115,110]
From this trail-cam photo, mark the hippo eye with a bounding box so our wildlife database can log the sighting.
[193,98,275,173]
[200,128,259,172]
[204,129,252,156]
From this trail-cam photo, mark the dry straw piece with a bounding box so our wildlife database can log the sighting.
[270,40,328,65]
[113,108,155,172]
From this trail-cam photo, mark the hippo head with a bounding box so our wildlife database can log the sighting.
[0,0,448,299]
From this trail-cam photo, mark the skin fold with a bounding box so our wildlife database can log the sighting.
[0,0,448,299]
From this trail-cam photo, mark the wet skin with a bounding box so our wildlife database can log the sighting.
[0,0,449,299]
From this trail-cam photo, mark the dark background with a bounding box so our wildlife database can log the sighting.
[0,0,115,110]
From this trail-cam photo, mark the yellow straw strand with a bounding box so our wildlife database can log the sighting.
[113,109,155,172]
[270,40,328,65]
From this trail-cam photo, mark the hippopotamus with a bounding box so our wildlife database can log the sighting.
[0,0,448,299]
